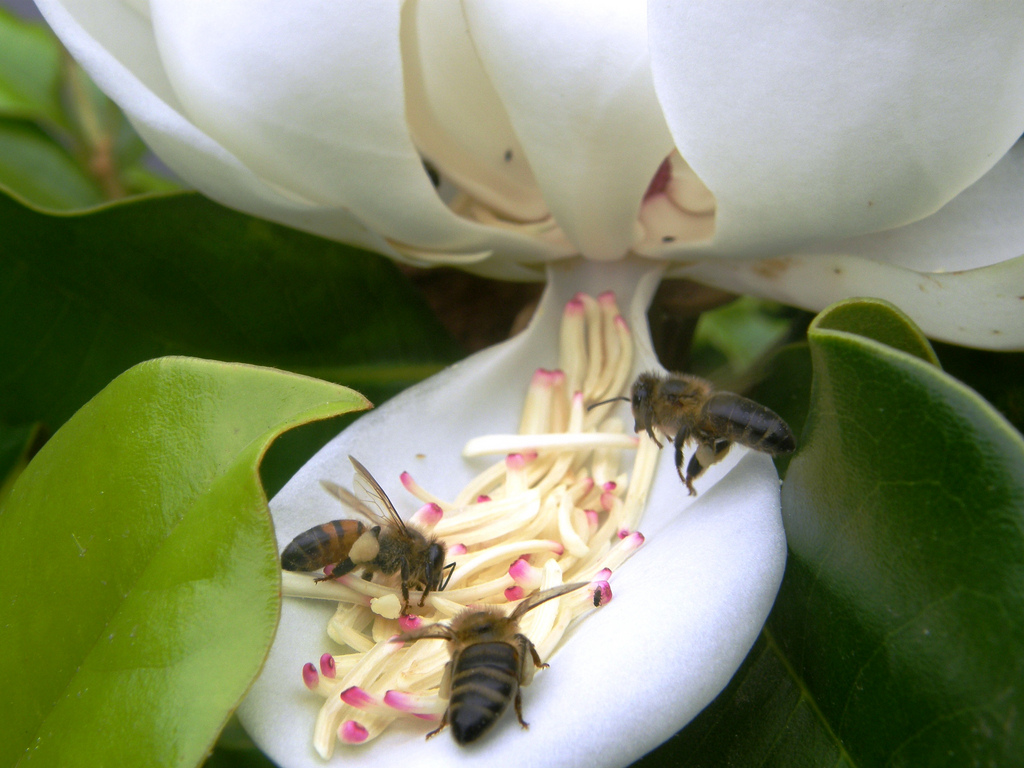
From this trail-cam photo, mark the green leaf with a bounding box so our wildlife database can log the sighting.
[689,296,795,377]
[0,118,104,208]
[0,421,43,504]
[811,296,939,365]
[638,297,1024,766]
[0,357,369,768]
[0,8,65,127]
[0,188,462,434]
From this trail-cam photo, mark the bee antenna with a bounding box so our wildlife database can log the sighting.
[586,396,630,412]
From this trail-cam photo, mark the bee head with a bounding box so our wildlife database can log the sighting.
[425,541,447,591]
[631,373,657,432]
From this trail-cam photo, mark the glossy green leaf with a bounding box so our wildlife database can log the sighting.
[0,7,65,127]
[0,118,104,208]
[0,188,461,433]
[812,296,939,365]
[0,421,42,504]
[0,357,369,768]
[637,297,1024,766]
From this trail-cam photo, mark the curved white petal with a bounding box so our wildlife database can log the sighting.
[238,259,786,767]
[649,1,1024,258]
[34,0,567,267]
[676,143,1024,349]
[146,0,563,259]
[464,1,676,260]
[403,0,548,222]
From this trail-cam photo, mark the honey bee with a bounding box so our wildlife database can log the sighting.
[394,582,588,744]
[280,456,453,612]
[590,371,795,495]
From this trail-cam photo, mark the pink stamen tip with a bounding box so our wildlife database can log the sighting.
[598,290,617,304]
[531,368,552,386]
[551,542,565,555]
[615,314,629,330]
[504,586,525,602]
[601,491,615,511]
[476,495,492,503]
[384,690,416,712]
[410,502,443,526]
[400,471,415,491]
[590,581,613,607]
[322,563,335,577]
[585,510,600,527]
[522,451,538,462]
[565,298,585,315]
[644,157,672,200]
[508,557,541,586]
[627,531,646,548]
[506,453,527,470]
[340,686,375,708]
[572,391,584,405]
[603,481,617,491]
[302,663,319,690]
[320,653,336,678]
[449,543,467,556]
[617,529,630,540]
[399,614,422,631]
[340,720,369,744]
[596,568,613,580]
[549,370,566,385]
[415,713,439,721]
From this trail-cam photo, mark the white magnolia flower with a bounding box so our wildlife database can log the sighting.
[34,0,1024,347]
[30,1,1024,765]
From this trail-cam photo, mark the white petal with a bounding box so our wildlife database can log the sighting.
[146,0,560,258]
[403,0,548,222]
[677,144,1024,349]
[35,0,566,268]
[649,2,1024,257]
[238,259,786,766]
[464,1,676,259]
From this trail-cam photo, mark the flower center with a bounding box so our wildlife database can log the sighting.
[282,290,659,756]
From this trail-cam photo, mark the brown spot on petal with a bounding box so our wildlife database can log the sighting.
[751,258,792,280]
[833,267,843,275]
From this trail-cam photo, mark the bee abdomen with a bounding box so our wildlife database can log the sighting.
[281,519,365,572]
[704,393,796,455]
[449,642,519,744]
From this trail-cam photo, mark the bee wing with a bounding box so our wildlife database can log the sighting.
[319,479,391,528]
[348,455,411,535]
[510,582,588,621]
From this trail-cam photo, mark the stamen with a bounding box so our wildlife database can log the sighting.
[400,472,452,511]
[384,690,447,717]
[398,615,422,632]
[504,585,525,601]
[339,721,369,744]
[320,653,336,678]
[303,663,319,690]
[463,431,638,457]
[409,502,443,527]
[340,686,375,709]
[508,557,543,588]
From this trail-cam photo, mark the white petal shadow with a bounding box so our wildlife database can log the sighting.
[674,144,1024,350]
[238,259,787,766]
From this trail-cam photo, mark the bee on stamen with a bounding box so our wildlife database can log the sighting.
[589,371,795,495]
[281,456,453,613]
[393,582,589,745]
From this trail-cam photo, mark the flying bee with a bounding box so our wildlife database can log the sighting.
[280,456,453,612]
[393,582,588,745]
[590,371,795,496]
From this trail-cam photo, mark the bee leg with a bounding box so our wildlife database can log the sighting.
[673,428,695,495]
[400,560,413,614]
[514,688,529,730]
[425,709,449,740]
[683,439,732,496]
[645,425,663,449]
[313,558,357,583]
